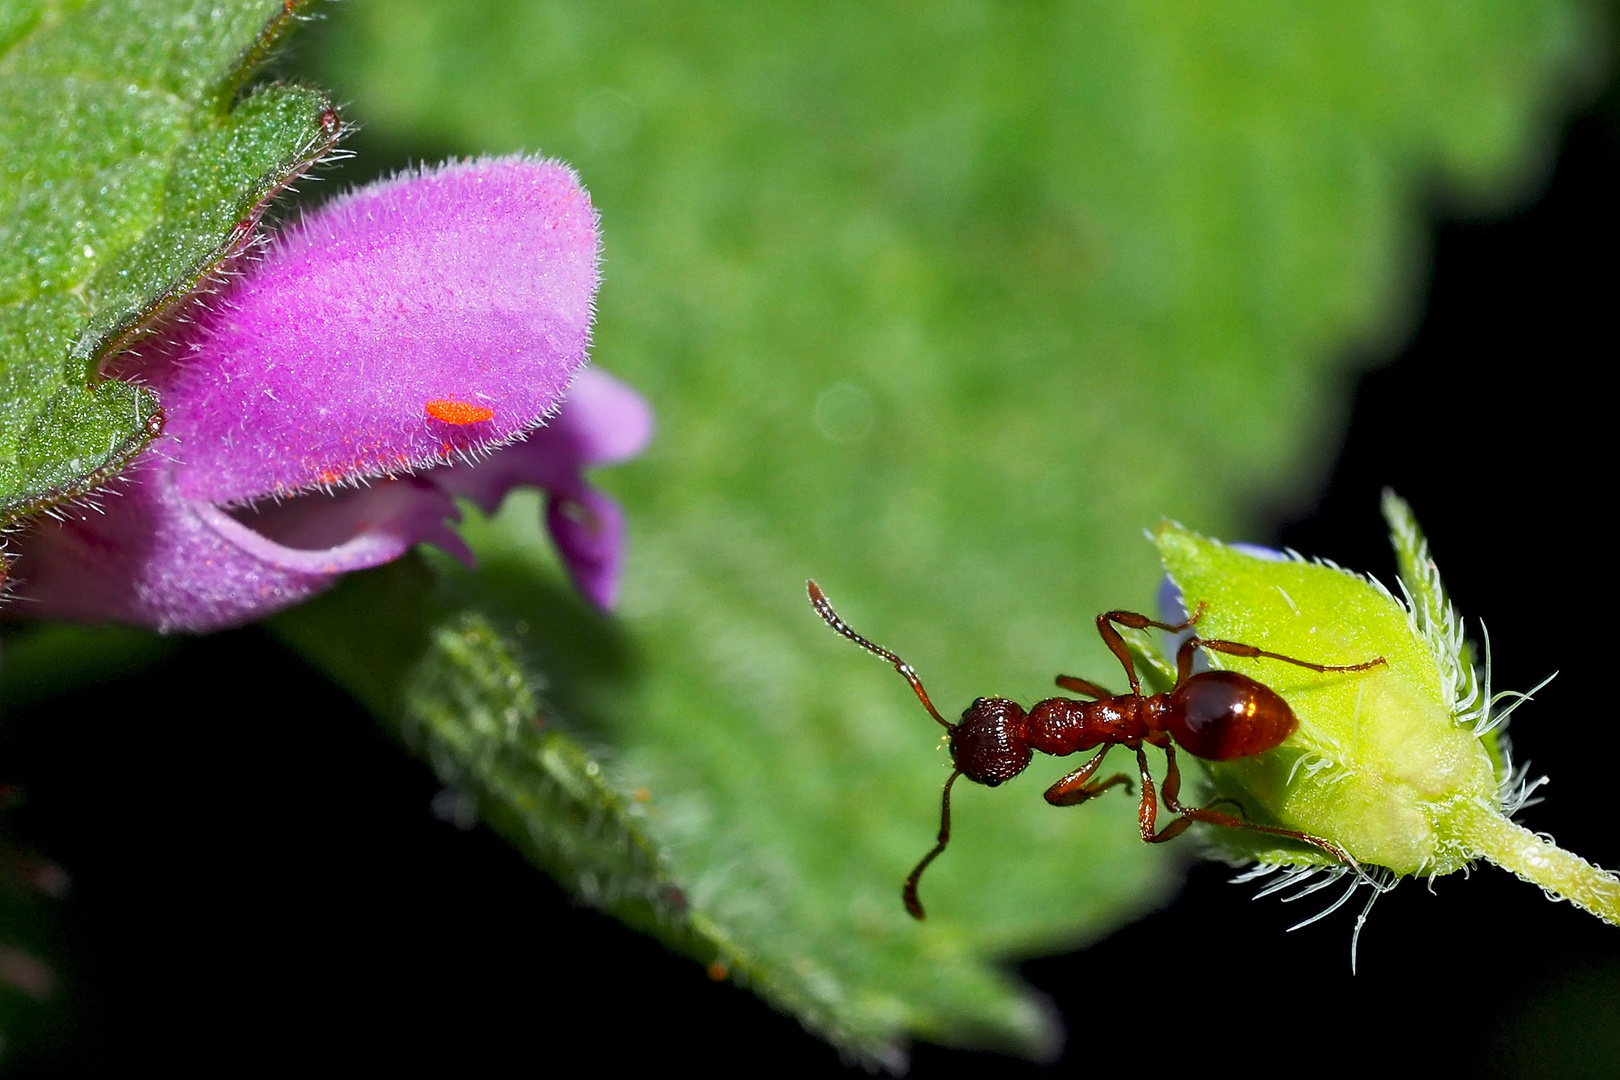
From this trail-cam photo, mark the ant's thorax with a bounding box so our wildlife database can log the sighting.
[951,693,1165,786]
[1024,694,1160,758]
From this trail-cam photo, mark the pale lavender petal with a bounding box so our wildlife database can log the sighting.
[1230,543,1289,563]
[429,368,653,608]
[545,487,627,610]
[1157,541,1290,667]
[13,467,462,632]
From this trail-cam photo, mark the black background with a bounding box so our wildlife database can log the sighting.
[1,57,1616,1080]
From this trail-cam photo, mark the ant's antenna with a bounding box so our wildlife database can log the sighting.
[807,580,952,730]
[903,769,960,919]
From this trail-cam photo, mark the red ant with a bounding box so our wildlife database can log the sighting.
[806,580,1386,919]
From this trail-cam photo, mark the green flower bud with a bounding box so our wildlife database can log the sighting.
[1151,493,1619,940]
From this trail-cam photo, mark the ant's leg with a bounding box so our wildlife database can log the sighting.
[1097,605,1206,694]
[1181,636,1386,677]
[1054,674,1113,700]
[1160,804,1357,867]
[1160,742,1185,810]
[1173,636,1198,685]
[1148,744,1352,860]
[1044,746,1133,806]
[1150,742,1243,812]
[902,770,961,920]
[1138,744,1236,845]
[1152,745,1254,818]
[1141,743,1198,844]
[1133,746,1161,843]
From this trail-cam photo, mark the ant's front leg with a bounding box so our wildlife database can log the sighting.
[1043,745,1133,807]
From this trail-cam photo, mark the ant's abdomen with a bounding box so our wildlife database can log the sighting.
[1165,671,1296,761]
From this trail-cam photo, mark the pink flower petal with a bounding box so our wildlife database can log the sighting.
[151,156,600,507]
[10,158,652,631]
[15,468,459,631]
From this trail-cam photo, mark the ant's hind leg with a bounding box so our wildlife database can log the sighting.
[1150,747,1355,864]
[1055,674,1113,700]
[1044,746,1133,806]
[1160,804,1357,867]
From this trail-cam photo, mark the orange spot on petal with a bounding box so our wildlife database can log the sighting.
[425,399,495,425]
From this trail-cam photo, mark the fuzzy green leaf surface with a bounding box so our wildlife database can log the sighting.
[271,552,955,1068]
[0,0,335,523]
[287,0,1605,1062]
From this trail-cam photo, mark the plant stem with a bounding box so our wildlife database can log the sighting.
[1452,800,1620,925]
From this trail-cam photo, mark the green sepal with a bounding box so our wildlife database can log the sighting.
[1153,505,1620,927]
[1155,518,1498,875]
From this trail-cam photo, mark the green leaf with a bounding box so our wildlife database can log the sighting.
[272,554,947,1065]
[285,0,1604,1063]
[0,0,338,524]
[269,561,720,944]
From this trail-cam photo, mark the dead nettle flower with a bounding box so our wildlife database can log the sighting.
[12,157,652,631]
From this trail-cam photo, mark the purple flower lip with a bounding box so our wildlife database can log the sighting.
[9,157,653,631]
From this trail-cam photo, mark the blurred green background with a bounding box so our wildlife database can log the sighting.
[4,0,1618,1072]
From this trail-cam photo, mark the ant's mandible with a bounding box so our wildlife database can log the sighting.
[806,580,1386,919]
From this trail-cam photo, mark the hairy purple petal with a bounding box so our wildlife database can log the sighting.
[433,368,653,512]
[16,472,459,631]
[432,367,654,608]
[12,158,653,631]
[152,156,599,505]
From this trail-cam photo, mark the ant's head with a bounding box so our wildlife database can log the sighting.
[807,582,1034,786]
[949,697,1031,786]
[808,582,1039,921]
